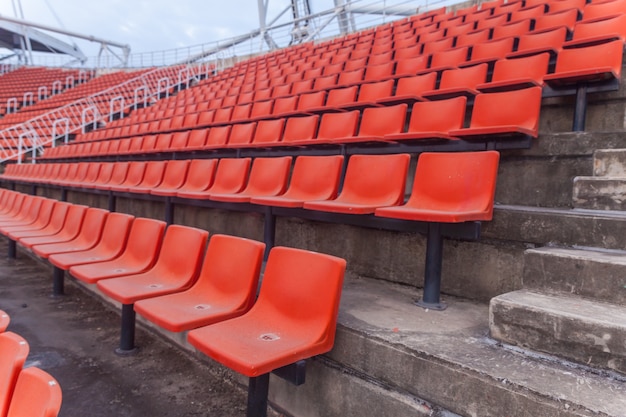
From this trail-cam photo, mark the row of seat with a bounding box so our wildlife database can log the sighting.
[67,34,621,150]
[1,150,500,310]
[0,191,345,417]
[2,152,497,219]
[42,85,543,159]
[0,321,62,417]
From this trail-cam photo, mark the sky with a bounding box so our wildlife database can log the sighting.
[0,0,425,65]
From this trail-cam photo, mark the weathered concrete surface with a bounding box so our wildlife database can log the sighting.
[523,247,626,305]
[573,177,626,210]
[274,216,526,302]
[331,279,626,417]
[484,205,626,250]
[594,149,626,177]
[490,290,626,375]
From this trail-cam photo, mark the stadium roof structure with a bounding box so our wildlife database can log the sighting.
[0,14,130,66]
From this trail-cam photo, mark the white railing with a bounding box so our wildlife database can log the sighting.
[0,63,205,163]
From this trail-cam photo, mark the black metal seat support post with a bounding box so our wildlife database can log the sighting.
[415,222,447,311]
[116,303,137,356]
[263,207,275,261]
[7,239,16,259]
[52,266,65,296]
[247,374,270,417]
[573,84,588,132]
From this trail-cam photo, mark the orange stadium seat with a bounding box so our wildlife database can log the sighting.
[7,367,62,417]
[303,153,410,214]
[187,247,346,417]
[0,332,29,417]
[134,234,265,332]
[97,224,209,353]
[177,158,251,200]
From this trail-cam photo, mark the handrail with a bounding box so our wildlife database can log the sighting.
[51,118,70,145]
[0,64,200,163]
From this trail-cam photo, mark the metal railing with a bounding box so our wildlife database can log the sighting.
[0,63,208,163]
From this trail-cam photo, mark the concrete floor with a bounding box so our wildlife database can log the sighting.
[0,239,278,417]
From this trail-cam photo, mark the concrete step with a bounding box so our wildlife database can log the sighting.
[593,149,626,177]
[486,205,626,250]
[573,176,626,210]
[490,290,626,376]
[523,246,626,305]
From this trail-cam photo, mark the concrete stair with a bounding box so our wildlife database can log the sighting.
[574,148,626,210]
[490,145,626,386]
[490,290,626,375]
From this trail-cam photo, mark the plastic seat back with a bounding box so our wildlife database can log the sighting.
[49,212,134,270]
[317,111,360,141]
[178,159,218,193]
[186,129,210,149]
[325,86,358,109]
[466,37,515,65]
[7,367,62,417]
[134,161,167,189]
[304,154,409,214]
[104,218,166,271]
[282,115,319,143]
[341,154,409,206]
[405,96,467,136]
[226,122,257,147]
[533,9,578,32]
[205,125,231,148]
[546,40,623,85]
[581,0,626,22]
[106,162,130,187]
[187,246,346,377]
[357,104,407,138]
[90,162,115,187]
[0,198,53,234]
[355,80,394,104]
[429,46,470,70]
[118,162,146,188]
[235,156,292,197]
[250,118,285,146]
[513,27,568,57]
[571,14,626,43]
[483,53,551,89]
[0,332,29,417]
[141,224,209,286]
[377,151,500,222]
[252,155,343,207]
[134,234,265,332]
[296,91,326,112]
[435,64,488,94]
[207,158,252,194]
[156,160,190,191]
[464,87,543,137]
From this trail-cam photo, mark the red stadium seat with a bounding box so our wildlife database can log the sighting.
[7,367,62,417]
[134,234,265,332]
[187,247,346,417]
[303,154,410,214]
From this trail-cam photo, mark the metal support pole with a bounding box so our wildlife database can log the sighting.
[572,84,588,132]
[108,193,116,212]
[8,239,16,259]
[415,222,447,310]
[165,198,174,225]
[247,373,270,417]
[263,207,275,261]
[52,267,65,296]
[116,303,137,355]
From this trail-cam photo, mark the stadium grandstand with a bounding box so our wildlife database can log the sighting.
[0,0,625,416]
